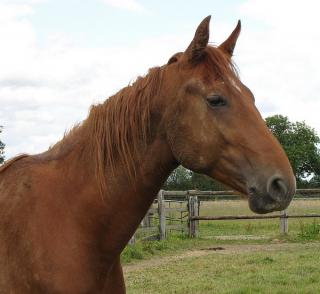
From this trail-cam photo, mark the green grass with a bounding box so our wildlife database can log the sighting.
[125,242,320,294]
[122,199,320,292]
[298,220,320,240]
[199,199,320,240]
[123,199,320,264]
[122,235,224,264]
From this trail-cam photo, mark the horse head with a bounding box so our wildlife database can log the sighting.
[162,16,295,213]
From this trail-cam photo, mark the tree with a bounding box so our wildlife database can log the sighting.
[190,172,226,191]
[0,126,5,164]
[163,166,192,190]
[163,165,226,191]
[265,115,320,183]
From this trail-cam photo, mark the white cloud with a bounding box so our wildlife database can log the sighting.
[0,1,185,158]
[100,0,147,13]
[235,0,320,132]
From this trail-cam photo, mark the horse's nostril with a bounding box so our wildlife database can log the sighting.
[248,186,257,195]
[267,176,288,202]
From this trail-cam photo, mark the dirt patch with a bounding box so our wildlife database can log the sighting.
[123,250,211,274]
[212,235,268,241]
[123,242,319,274]
[200,246,225,251]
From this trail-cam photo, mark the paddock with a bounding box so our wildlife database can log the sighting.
[129,189,320,242]
[124,190,320,293]
[124,242,320,293]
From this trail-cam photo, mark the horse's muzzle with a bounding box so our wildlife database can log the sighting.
[248,175,296,214]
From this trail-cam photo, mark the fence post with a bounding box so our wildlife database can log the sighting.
[128,233,136,245]
[158,190,166,240]
[142,208,152,227]
[280,209,288,234]
[188,195,199,238]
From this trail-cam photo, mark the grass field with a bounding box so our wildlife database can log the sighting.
[124,242,320,293]
[122,199,320,293]
[145,199,320,239]
[198,199,320,237]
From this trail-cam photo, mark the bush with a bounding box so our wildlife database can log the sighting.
[298,220,320,240]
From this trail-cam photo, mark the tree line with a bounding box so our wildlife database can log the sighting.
[1,115,320,189]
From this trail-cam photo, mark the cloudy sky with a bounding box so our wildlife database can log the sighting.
[1,0,319,159]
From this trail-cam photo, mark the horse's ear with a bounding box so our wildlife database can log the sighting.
[219,20,241,56]
[184,15,211,64]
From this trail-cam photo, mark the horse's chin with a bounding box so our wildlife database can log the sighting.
[248,193,290,214]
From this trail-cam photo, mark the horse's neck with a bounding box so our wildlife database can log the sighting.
[97,133,177,252]
[46,122,177,252]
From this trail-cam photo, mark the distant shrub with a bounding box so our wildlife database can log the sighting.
[298,220,320,240]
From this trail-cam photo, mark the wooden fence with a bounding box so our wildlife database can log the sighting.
[128,189,320,244]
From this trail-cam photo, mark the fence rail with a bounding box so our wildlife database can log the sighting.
[190,214,320,221]
[163,189,320,196]
[129,189,320,244]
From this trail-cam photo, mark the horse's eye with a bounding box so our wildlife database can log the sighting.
[207,95,227,108]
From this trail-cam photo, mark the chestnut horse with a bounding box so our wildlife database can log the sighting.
[0,16,295,293]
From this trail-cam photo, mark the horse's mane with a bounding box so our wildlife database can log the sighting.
[85,66,163,194]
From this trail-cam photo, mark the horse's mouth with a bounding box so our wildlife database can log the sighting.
[247,179,294,214]
[248,193,289,214]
